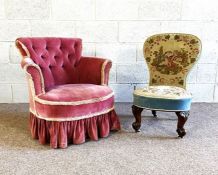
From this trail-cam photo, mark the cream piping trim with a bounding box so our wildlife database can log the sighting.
[16,40,31,58]
[26,74,37,110]
[23,60,45,94]
[16,39,46,95]
[29,106,114,121]
[34,92,114,106]
[101,60,109,85]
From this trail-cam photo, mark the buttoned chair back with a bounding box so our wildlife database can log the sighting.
[16,37,120,148]
[143,33,201,88]
[16,38,82,91]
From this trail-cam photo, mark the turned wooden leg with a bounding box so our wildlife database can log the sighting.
[152,110,157,117]
[132,105,143,132]
[175,111,189,138]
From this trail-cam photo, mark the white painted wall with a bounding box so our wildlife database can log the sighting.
[0,0,218,103]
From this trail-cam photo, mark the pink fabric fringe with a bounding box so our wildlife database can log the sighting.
[29,110,120,148]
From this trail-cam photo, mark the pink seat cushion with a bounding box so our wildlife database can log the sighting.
[34,84,114,120]
[39,84,112,102]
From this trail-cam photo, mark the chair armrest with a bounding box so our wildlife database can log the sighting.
[21,58,45,95]
[76,56,112,85]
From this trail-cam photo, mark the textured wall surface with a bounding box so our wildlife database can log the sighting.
[0,0,218,103]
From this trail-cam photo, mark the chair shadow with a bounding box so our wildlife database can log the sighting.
[119,114,177,123]
[119,114,179,140]
[0,112,179,150]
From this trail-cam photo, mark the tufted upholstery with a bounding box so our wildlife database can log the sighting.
[16,37,82,91]
[16,37,120,148]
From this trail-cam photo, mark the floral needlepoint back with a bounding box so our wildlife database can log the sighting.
[144,33,201,88]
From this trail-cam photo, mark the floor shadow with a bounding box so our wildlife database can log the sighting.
[117,129,179,140]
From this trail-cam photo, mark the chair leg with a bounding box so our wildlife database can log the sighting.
[132,105,143,132]
[175,111,189,138]
[152,110,157,117]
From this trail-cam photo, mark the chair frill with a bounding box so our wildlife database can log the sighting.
[30,109,120,148]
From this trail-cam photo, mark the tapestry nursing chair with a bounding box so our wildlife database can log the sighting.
[132,33,201,138]
[16,37,120,148]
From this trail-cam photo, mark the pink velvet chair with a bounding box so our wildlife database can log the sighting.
[16,37,120,148]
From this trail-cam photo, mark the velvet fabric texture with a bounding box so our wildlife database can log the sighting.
[34,84,114,120]
[17,37,82,90]
[16,37,120,148]
[30,110,120,149]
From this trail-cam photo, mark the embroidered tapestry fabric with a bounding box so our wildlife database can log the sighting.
[133,33,202,111]
[134,86,192,99]
[144,33,201,88]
